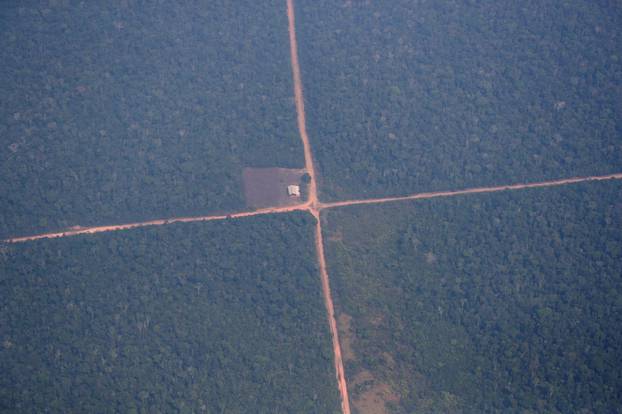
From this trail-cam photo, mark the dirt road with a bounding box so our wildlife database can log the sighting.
[287,0,352,412]
[287,0,318,209]
[312,211,351,413]
[4,204,306,243]
[3,1,622,412]
[6,173,622,244]
[320,173,622,210]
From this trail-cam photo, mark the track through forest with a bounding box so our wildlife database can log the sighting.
[286,0,351,412]
[5,205,303,243]
[6,173,622,242]
[320,173,622,210]
[3,1,622,413]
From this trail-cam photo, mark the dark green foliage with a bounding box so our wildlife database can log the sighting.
[297,0,622,201]
[323,181,622,413]
[0,1,302,238]
[0,213,340,413]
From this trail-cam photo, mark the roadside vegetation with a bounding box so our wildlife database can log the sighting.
[0,213,340,413]
[297,0,622,201]
[0,1,302,239]
[323,181,622,413]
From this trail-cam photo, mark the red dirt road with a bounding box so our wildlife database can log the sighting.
[287,0,318,209]
[313,211,351,413]
[4,204,306,243]
[3,1,621,412]
[320,173,622,210]
[287,0,351,412]
[5,173,622,244]
[284,11,622,412]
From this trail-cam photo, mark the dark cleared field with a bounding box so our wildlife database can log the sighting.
[243,167,304,209]
[323,180,622,413]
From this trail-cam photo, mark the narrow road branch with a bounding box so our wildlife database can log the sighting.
[4,204,307,243]
[320,173,622,210]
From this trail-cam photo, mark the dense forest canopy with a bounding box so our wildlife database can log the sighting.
[297,0,622,201]
[0,0,302,238]
[0,213,340,413]
[323,181,622,413]
[2,1,621,413]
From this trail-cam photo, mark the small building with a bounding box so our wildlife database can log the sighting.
[287,185,301,197]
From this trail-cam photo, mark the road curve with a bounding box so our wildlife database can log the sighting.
[319,173,622,210]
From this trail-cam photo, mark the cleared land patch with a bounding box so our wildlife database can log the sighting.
[242,167,305,209]
[0,212,340,413]
[324,180,622,413]
[350,370,400,414]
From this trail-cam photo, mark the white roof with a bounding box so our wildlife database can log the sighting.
[287,185,300,196]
